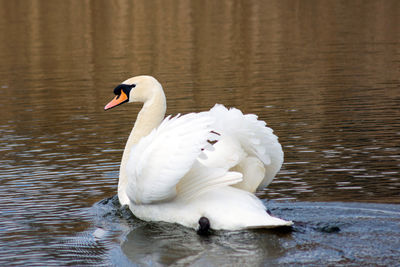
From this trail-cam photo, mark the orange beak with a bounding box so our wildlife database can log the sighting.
[104,91,128,110]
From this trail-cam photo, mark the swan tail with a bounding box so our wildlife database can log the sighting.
[196,186,292,230]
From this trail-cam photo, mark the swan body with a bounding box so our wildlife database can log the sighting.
[104,75,292,230]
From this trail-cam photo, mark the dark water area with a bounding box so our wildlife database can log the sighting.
[0,0,399,265]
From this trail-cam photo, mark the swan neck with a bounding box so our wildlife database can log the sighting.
[131,94,166,143]
[118,86,166,205]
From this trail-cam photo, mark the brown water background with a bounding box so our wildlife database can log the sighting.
[0,0,399,265]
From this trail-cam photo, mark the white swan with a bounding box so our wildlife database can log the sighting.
[104,75,292,231]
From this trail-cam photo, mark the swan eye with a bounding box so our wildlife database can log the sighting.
[113,84,134,97]
[113,85,123,95]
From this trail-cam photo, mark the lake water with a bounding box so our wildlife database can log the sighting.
[0,0,399,266]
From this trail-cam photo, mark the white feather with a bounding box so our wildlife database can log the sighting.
[205,104,284,190]
[125,113,215,204]
[177,160,243,201]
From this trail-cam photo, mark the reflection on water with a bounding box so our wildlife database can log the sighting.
[57,198,400,266]
[122,223,287,266]
[0,0,399,265]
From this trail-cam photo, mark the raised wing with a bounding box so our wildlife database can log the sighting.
[207,104,284,189]
[124,113,217,204]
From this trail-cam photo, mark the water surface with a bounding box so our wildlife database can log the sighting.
[0,0,399,265]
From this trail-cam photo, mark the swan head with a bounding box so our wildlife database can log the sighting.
[104,75,162,110]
